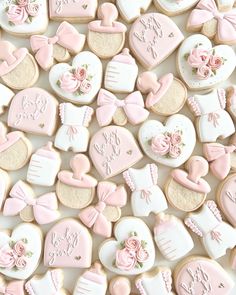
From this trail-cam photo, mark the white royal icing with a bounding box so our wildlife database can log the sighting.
[117,0,152,22]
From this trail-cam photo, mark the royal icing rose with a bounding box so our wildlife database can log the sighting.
[208,55,223,70]
[169,145,181,159]
[59,72,80,93]
[115,248,136,271]
[125,236,141,251]
[136,247,149,263]
[197,65,212,80]
[7,5,28,25]
[74,67,87,81]
[151,134,170,156]
[26,3,40,17]
[80,80,92,94]
[171,132,182,145]
[15,257,27,269]
[13,241,26,257]
[187,47,210,68]
[17,0,29,6]
[0,246,16,269]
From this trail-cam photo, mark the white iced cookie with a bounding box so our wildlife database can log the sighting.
[55,103,94,152]
[0,169,10,211]
[188,88,235,143]
[154,0,199,16]
[0,83,14,114]
[123,163,168,217]
[185,200,236,259]
[154,213,194,261]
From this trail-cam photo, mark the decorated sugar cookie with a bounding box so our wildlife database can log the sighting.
[138,114,196,168]
[88,3,127,59]
[0,0,48,36]
[104,48,138,93]
[187,0,236,44]
[99,217,155,275]
[73,262,107,295]
[56,154,97,209]
[154,0,199,16]
[44,218,92,268]
[0,41,39,90]
[154,213,194,261]
[96,89,149,127]
[3,180,60,225]
[217,0,236,10]
[0,275,25,295]
[55,103,94,152]
[129,13,184,70]
[165,156,211,212]
[89,126,143,179]
[30,21,86,71]
[177,34,236,90]
[109,277,131,295]
[27,142,61,187]
[137,72,187,116]
[174,256,235,295]
[0,169,10,211]
[0,83,14,114]
[79,181,127,237]
[123,164,168,217]
[185,200,236,259]
[226,85,236,121]
[49,51,102,104]
[0,223,43,280]
[230,248,236,270]
[0,122,32,171]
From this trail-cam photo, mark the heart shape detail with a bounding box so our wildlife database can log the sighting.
[49,51,102,104]
[138,114,196,168]
[129,13,184,70]
[99,217,155,275]
[0,223,42,280]
[177,34,236,90]
[154,0,199,16]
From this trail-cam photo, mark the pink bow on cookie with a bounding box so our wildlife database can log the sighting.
[0,281,24,295]
[79,182,127,237]
[188,0,236,42]
[96,89,149,126]
[3,181,59,225]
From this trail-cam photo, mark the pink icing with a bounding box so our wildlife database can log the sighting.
[83,263,107,284]
[0,280,25,295]
[0,124,23,153]
[109,277,131,295]
[112,48,136,65]
[34,142,59,159]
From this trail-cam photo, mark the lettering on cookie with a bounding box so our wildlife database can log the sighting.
[54,0,85,14]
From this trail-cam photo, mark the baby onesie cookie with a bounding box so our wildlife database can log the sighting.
[0,122,32,171]
[187,0,236,44]
[49,0,97,23]
[0,83,14,114]
[27,142,61,187]
[188,88,235,142]
[0,275,25,295]
[56,154,97,209]
[226,85,236,121]
[137,72,187,116]
[89,126,143,179]
[154,213,194,261]
[177,34,236,90]
[0,223,43,280]
[79,181,127,237]
[185,200,236,259]
[25,269,69,295]
[88,3,127,59]
[0,0,48,36]
[3,180,60,225]
[129,13,184,70]
[99,217,155,275]
[44,218,92,268]
[109,277,131,295]
[30,21,86,71]
[0,169,10,211]
[217,0,236,10]
[73,262,107,295]
[138,114,196,168]
[154,0,199,16]
[0,41,39,90]
[104,48,138,93]
[123,164,168,217]
[55,103,94,152]
[174,256,235,295]
[96,89,149,127]
[49,51,102,104]
[165,156,211,212]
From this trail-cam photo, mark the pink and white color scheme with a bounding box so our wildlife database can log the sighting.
[79,181,127,237]
[109,277,131,295]
[0,276,25,295]
[154,0,199,16]
[96,89,149,127]
[0,169,9,211]
[0,84,14,114]
[185,200,236,259]
[123,164,168,217]
[44,219,92,268]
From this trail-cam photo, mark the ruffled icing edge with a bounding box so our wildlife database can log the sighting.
[123,170,135,192]
[135,279,147,295]
[25,281,34,295]
[187,96,201,116]
[206,200,222,222]
[162,270,172,293]
[150,163,158,185]
[59,103,66,124]
[217,88,226,110]
[184,217,203,237]
[83,106,94,127]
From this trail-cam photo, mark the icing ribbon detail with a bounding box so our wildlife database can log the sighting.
[0,281,25,295]
[208,112,220,127]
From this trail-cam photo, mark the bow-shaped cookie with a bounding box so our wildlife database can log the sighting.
[0,280,24,295]
[79,182,127,237]
[3,180,60,225]
[96,89,149,126]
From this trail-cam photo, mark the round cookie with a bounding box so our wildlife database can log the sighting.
[109,277,131,295]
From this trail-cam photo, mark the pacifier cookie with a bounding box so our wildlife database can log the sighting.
[109,277,131,295]
[154,0,199,16]
[0,83,14,115]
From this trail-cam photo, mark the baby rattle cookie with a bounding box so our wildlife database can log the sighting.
[154,0,199,16]
[88,3,127,59]
[0,83,14,115]
[109,277,131,295]
[0,169,10,211]
[137,72,187,116]
[165,156,211,212]
[0,40,39,90]
[0,275,25,295]
[56,154,97,209]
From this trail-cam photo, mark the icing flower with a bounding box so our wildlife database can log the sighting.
[187,47,210,68]
[80,80,92,94]
[7,5,28,25]
[26,3,40,16]
[125,237,141,251]
[115,248,136,271]
[171,132,182,145]
[169,145,181,159]
[0,246,16,269]
[13,241,26,257]
[15,257,27,269]
[74,67,87,81]
[136,247,149,262]
[17,0,29,6]
[197,65,212,80]
[208,55,223,70]
[151,134,170,156]
[59,72,81,93]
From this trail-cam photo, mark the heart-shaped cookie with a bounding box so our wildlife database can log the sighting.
[49,51,102,104]
[154,0,199,16]
[177,34,236,90]
[129,13,184,70]
[0,223,43,280]
[89,126,143,179]
[99,217,155,275]
[138,114,196,168]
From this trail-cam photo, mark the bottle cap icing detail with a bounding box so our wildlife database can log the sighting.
[112,48,136,65]
[109,277,131,295]
[35,142,59,159]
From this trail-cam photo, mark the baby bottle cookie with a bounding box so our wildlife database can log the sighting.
[165,156,211,212]
[56,154,97,209]
[0,83,14,114]
[0,275,25,295]
[0,41,39,90]
[88,3,127,59]
[0,169,10,211]
[109,277,131,295]
[137,72,187,116]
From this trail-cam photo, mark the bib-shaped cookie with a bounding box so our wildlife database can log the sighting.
[154,0,199,16]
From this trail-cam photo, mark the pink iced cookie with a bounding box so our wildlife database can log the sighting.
[0,83,14,114]
[109,277,131,295]
[0,275,25,295]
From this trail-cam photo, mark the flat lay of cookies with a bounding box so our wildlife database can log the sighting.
[0,0,236,294]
